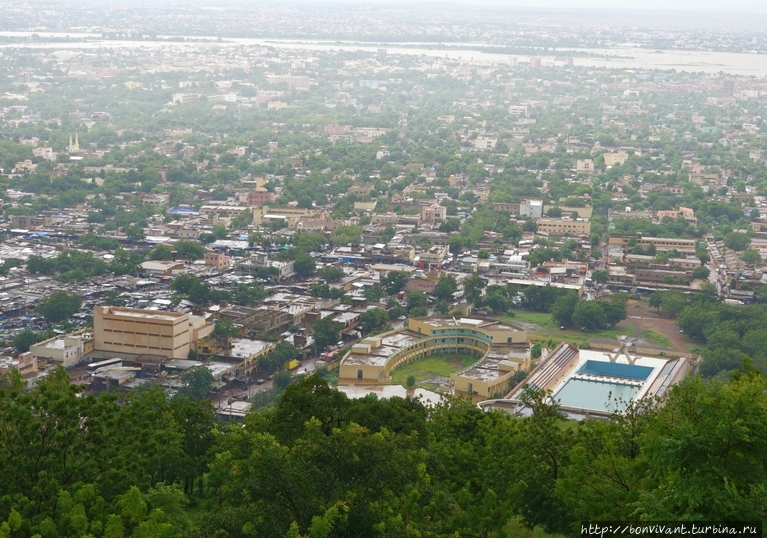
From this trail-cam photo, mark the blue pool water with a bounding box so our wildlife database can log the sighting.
[577,360,653,381]
[554,378,641,412]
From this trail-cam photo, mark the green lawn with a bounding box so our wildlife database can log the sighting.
[643,330,672,347]
[498,312,634,340]
[390,354,478,388]
[505,311,560,330]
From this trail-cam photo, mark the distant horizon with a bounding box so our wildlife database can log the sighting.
[4,0,767,15]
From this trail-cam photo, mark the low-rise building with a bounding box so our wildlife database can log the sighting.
[421,204,447,224]
[536,217,591,236]
[30,333,94,367]
[339,317,529,400]
[204,251,230,272]
[140,260,186,277]
[0,352,38,378]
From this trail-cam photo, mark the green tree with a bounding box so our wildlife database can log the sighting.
[591,270,608,284]
[648,291,664,312]
[724,232,751,252]
[175,240,206,261]
[13,329,46,353]
[214,318,240,338]
[170,273,198,294]
[551,293,579,327]
[572,301,606,331]
[36,291,82,322]
[692,266,710,279]
[484,285,511,313]
[463,274,486,306]
[380,226,396,243]
[406,290,428,311]
[660,291,688,318]
[433,275,458,301]
[178,368,214,401]
[126,224,146,241]
[381,271,409,294]
[318,266,345,282]
[294,253,316,278]
[311,317,342,351]
[149,245,173,260]
[740,249,761,266]
[212,224,228,239]
[360,308,389,330]
[448,235,464,255]
[637,374,767,521]
[273,370,292,391]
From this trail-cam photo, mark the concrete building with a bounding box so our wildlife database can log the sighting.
[204,251,230,272]
[140,260,186,277]
[236,252,295,280]
[492,200,543,219]
[508,105,528,117]
[11,215,52,230]
[536,217,591,236]
[608,234,697,252]
[265,75,311,90]
[656,207,696,222]
[576,159,595,174]
[30,333,94,368]
[474,137,497,150]
[93,307,213,360]
[603,152,629,167]
[252,206,311,226]
[0,352,38,378]
[339,317,529,400]
[245,187,274,206]
[421,203,447,224]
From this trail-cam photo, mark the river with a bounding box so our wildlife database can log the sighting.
[2,32,766,76]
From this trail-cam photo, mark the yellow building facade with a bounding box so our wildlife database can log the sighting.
[94,307,212,359]
[339,318,530,399]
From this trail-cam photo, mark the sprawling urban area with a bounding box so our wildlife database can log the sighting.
[0,2,765,537]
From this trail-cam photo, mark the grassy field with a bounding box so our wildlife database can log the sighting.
[643,330,672,347]
[498,312,635,340]
[391,354,478,388]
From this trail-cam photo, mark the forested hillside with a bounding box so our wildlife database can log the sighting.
[0,368,765,538]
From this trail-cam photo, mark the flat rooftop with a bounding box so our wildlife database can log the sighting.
[337,384,444,407]
[227,338,274,359]
[417,317,526,332]
[100,307,187,322]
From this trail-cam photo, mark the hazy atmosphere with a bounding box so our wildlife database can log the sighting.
[0,1,765,538]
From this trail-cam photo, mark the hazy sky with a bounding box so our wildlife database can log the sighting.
[312,0,767,14]
[33,0,767,16]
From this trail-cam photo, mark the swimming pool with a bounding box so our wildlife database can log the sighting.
[577,360,653,381]
[554,377,641,412]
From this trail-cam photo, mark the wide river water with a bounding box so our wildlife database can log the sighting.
[2,32,767,77]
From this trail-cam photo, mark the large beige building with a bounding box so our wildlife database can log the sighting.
[93,307,214,359]
[537,217,591,236]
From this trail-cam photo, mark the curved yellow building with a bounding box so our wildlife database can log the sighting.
[339,317,530,400]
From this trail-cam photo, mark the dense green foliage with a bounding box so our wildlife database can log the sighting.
[677,300,767,377]
[1,369,765,537]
